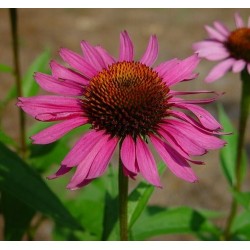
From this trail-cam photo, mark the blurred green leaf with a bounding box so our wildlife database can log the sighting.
[128,163,165,229]
[132,206,220,240]
[218,104,247,186]
[0,64,12,73]
[1,191,35,240]
[231,190,250,210]
[22,49,51,97]
[3,50,50,104]
[232,210,250,237]
[0,130,17,147]
[0,142,81,230]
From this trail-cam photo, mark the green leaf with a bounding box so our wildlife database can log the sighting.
[1,191,35,240]
[128,163,165,229]
[0,64,12,73]
[22,49,51,97]
[218,104,247,186]
[3,50,51,104]
[0,130,17,147]
[0,142,81,230]
[231,190,250,210]
[132,206,220,240]
[232,210,250,237]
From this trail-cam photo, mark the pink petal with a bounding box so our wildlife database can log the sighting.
[86,136,118,179]
[193,41,224,51]
[150,134,198,183]
[213,21,230,36]
[95,46,116,67]
[196,46,229,61]
[17,96,83,120]
[170,90,216,96]
[31,117,88,144]
[205,58,235,83]
[59,48,97,79]
[140,35,158,67]
[119,31,134,62]
[234,13,245,28]
[154,58,179,77]
[175,102,222,130]
[50,60,89,85]
[34,73,84,96]
[62,130,105,168]
[81,41,106,71]
[136,137,161,187]
[232,60,246,73]
[158,126,206,156]
[121,135,137,174]
[166,119,226,150]
[67,133,110,189]
[205,25,227,42]
[162,54,200,86]
[47,165,72,180]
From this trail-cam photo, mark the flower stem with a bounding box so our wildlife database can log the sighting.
[9,9,27,159]
[118,144,128,241]
[223,69,250,240]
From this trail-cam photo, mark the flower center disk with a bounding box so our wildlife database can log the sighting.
[226,28,250,62]
[83,61,169,138]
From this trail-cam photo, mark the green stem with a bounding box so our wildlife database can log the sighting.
[223,69,250,240]
[118,143,128,241]
[9,9,27,159]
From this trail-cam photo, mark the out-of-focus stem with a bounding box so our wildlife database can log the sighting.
[9,9,27,158]
[118,143,128,241]
[223,70,250,240]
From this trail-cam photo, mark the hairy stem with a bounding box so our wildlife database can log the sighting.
[118,144,128,241]
[9,9,27,158]
[223,70,250,240]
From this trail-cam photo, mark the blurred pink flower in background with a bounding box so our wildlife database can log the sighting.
[193,13,250,83]
[18,31,226,189]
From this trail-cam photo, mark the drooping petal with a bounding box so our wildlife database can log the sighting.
[121,135,137,174]
[62,130,105,168]
[50,60,89,85]
[205,25,227,42]
[34,73,84,96]
[136,136,161,187]
[205,58,235,83]
[232,60,246,73]
[31,117,88,144]
[95,46,116,67]
[81,41,106,70]
[59,48,97,78]
[47,165,72,180]
[234,12,245,28]
[140,35,158,67]
[154,58,179,77]
[158,126,206,156]
[162,54,200,86]
[86,136,119,179]
[150,134,198,183]
[193,40,224,51]
[174,102,222,130]
[213,21,230,36]
[67,133,110,189]
[166,119,226,150]
[119,31,134,61]
[17,96,83,121]
[196,46,229,61]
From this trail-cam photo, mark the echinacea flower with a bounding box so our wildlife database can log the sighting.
[193,13,250,83]
[18,31,226,189]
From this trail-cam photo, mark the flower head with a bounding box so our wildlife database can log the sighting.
[18,31,226,189]
[193,13,250,83]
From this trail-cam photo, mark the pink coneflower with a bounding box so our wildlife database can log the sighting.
[18,31,226,189]
[193,13,250,83]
